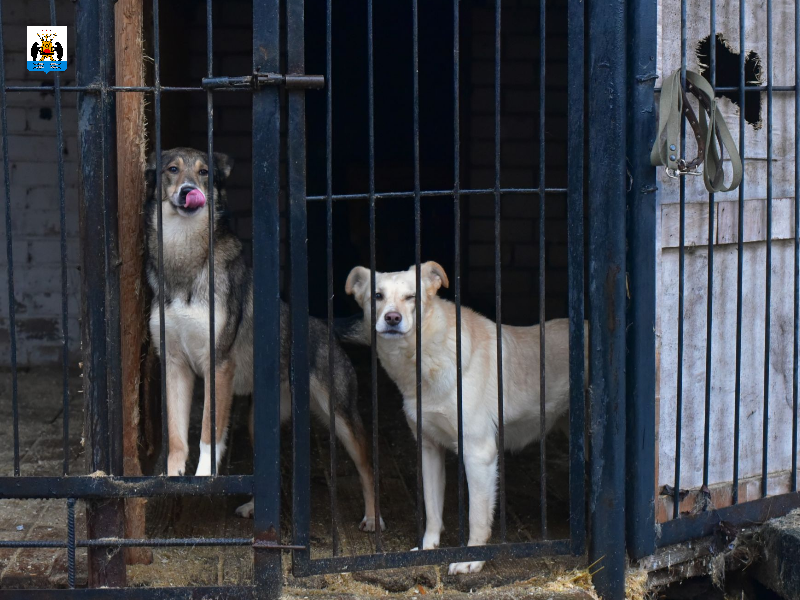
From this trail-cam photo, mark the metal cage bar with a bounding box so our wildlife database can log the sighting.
[537,0,548,540]
[205,0,218,477]
[795,0,800,494]
[567,0,586,559]
[762,0,774,499]
[412,0,424,551]
[453,0,467,550]
[493,0,507,544]
[587,0,627,596]
[251,0,283,593]
[625,0,657,561]
[366,0,383,555]
[733,0,746,506]
[702,0,716,492]
[288,0,313,573]
[673,0,687,520]
[325,0,340,556]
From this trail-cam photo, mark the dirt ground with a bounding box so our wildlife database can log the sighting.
[0,360,584,596]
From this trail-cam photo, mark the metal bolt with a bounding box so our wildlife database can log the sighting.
[669,144,676,151]
[669,155,676,161]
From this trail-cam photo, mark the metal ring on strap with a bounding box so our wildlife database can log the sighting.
[651,69,743,193]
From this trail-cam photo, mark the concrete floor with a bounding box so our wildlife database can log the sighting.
[0,360,583,595]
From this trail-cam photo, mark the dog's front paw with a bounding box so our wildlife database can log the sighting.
[235,499,254,519]
[421,532,440,550]
[195,444,212,476]
[359,516,386,532]
[195,457,211,477]
[448,561,485,575]
[167,454,187,477]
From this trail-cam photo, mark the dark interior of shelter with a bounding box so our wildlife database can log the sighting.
[151,0,577,556]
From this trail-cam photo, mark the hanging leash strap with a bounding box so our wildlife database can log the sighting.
[651,69,743,193]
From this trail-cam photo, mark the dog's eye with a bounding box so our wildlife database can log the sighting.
[375,293,383,301]
[199,169,209,176]
[405,295,416,302]
[167,166,178,173]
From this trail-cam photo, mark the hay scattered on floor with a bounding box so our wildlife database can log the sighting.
[625,568,650,600]
[515,566,599,599]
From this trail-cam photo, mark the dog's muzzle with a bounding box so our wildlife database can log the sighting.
[177,187,206,211]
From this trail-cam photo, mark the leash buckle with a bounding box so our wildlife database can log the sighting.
[666,159,702,179]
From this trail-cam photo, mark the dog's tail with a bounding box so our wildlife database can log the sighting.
[333,313,369,346]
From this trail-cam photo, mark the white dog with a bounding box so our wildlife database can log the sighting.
[345,261,586,574]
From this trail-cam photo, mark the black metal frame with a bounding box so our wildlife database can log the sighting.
[288,0,590,580]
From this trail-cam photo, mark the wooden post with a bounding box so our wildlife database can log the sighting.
[115,0,152,566]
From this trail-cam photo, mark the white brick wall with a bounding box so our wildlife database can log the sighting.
[0,0,80,366]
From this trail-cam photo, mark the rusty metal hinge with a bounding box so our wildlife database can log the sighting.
[201,73,325,91]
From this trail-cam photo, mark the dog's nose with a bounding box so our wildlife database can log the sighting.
[177,187,195,206]
[384,312,402,326]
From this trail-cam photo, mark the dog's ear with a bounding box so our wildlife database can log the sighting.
[345,266,370,306]
[213,152,234,184]
[420,261,449,294]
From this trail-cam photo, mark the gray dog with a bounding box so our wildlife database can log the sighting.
[144,147,384,531]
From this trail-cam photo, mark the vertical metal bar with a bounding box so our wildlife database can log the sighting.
[625,0,657,561]
[252,0,283,592]
[494,0,507,543]
[326,0,340,555]
[367,0,383,553]
[153,0,169,477]
[794,0,800,493]
[412,0,424,550]
[454,0,466,548]
[587,0,627,594]
[287,0,312,570]
[762,0,773,499]
[673,0,687,520]
[733,0,746,505]
[538,0,548,540]
[0,0,19,477]
[48,0,71,477]
[206,0,218,476]
[77,0,126,586]
[567,0,586,558]
[702,0,716,491]
[67,498,76,589]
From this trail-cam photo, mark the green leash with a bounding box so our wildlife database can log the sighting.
[651,69,743,193]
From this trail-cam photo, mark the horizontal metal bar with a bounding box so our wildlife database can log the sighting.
[295,539,572,576]
[656,492,800,548]
[654,85,795,93]
[202,74,324,90]
[306,187,568,202]
[0,475,252,499]
[0,587,261,599]
[5,85,233,93]
[6,84,796,94]
[0,538,253,548]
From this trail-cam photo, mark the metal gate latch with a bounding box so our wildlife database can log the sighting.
[202,73,325,90]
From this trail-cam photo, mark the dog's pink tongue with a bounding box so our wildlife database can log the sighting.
[185,189,206,209]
